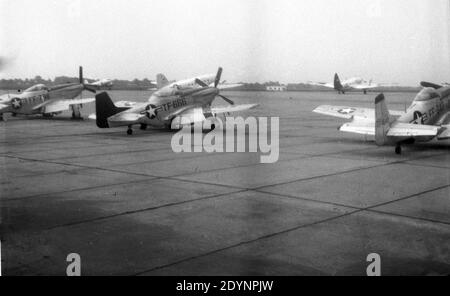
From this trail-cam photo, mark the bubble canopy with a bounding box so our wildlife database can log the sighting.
[24,84,48,92]
[413,87,440,101]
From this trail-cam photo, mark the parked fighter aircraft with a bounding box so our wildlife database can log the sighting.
[313,82,450,154]
[85,78,113,90]
[0,66,95,120]
[308,73,379,94]
[94,67,257,135]
[156,73,216,89]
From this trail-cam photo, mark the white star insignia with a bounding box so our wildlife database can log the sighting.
[338,108,356,114]
[11,98,22,109]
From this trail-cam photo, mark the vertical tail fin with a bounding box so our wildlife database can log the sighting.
[95,92,125,128]
[334,73,343,91]
[375,93,390,145]
[156,74,169,89]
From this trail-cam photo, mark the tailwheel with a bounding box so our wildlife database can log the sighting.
[395,145,402,155]
[140,124,147,130]
[127,126,133,135]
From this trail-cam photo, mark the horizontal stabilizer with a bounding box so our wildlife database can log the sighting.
[387,122,439,137]
[32,98,95,113]
[340,121,375,135]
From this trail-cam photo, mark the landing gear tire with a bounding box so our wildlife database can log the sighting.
[395,145,402,155]
[140,124,147,130]
[210,124,216,131]
[363,90,367,95]
[127,126,133,135]
[12,113,17,117]
[43,113,54,118]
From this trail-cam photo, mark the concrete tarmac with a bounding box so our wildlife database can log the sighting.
[0,91,449,275]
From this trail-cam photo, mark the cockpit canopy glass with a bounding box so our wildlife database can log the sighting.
[24,84,48,92]
[414,87,440,101]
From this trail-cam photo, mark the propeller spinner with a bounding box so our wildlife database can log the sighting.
[194,67,234,105]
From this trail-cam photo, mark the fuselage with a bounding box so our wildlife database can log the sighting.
[109,86,218,128]
[166,74,215,89]
[342,77,376,89]
[0,83,84,115]
[398,86,450,126]
[388,86,450,143]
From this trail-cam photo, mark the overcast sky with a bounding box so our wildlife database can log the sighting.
[1,0,449,85]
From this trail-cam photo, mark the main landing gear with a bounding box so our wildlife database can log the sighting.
[363,90,367,95]
[127,125,133,135]
[395,145,402,155]
[140,124,147,130]
[71,104,82,120]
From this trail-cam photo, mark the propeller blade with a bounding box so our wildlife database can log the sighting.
[214,67,223,88]
[195,78,209,87]
[218,94,234,105]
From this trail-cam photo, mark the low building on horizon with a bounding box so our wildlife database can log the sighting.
[266,85,287,91]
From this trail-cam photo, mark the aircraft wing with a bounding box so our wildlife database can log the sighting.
[217,83,243,90]
[307,82,334,88]
[314,105,405,120]
[170,107,206,129]
[0,103,10,113]
[211,104,258,115]
[351,84,379,90]
[33,98,95,113]
[313,105,375,119]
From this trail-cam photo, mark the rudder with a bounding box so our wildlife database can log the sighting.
[156,74,169,89]
[334,73,343,92]
[375,93,390,145]
[95,92,124,128]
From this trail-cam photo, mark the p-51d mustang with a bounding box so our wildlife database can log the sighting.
[85,78,113,90]
[0,66,95,120]
[94,67,257,135]
[313,81,450,154]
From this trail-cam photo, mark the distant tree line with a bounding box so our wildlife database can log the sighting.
[0,76,420,92]
[0,76,156,91]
